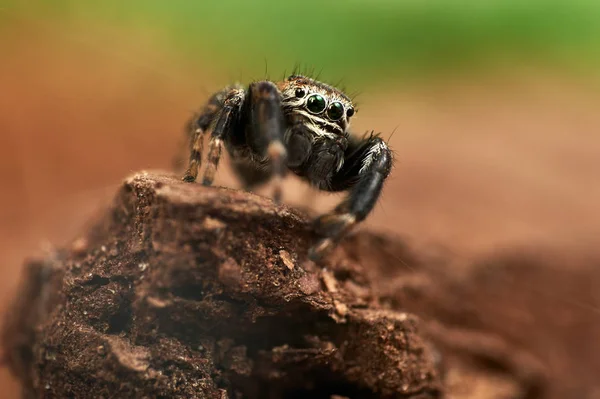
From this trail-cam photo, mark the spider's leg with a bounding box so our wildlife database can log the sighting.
[230,157,273,192]
[247,81,288,203]
[182,87,236,182]
[309,133,393,261]
[201,88,246,186]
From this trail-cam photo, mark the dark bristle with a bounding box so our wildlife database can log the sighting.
[349,89,363,102]
[264,57,270,81]
[314,66,324,81]
[291,62,300,77]
[388,125,400,142]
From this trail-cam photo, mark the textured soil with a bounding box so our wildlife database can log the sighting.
[3,173,600,398]
[2,173,442,398]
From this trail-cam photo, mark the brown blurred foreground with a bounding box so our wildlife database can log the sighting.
[1,23,600,398]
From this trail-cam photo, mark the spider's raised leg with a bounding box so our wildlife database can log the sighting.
[246,81,288,203]
[199,88,246,186]
[182,87,237,183]
[309,133,393,261]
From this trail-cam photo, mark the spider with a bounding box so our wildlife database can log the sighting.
[181,74,393,261]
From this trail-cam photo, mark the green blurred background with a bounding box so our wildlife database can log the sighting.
[3,0,600,87]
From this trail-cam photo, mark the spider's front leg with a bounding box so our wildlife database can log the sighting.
[246,81,288,203]
[309,133,393,261]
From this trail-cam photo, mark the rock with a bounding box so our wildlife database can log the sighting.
[4,171,598,398]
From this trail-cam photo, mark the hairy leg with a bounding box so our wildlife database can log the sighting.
[246,81,288,203]
[194,88,246,186]
[182,86,242,183]
[309,133,393,261]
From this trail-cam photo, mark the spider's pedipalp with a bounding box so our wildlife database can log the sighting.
[247,81,288,203]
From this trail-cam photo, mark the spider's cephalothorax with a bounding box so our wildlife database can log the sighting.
[181,74,393,261]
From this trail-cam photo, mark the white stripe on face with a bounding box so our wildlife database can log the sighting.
[292,110,344,134]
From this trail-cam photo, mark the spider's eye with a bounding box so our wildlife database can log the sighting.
[295,88,306,98]
[306,94,326,114]
[327,102,345,121]
[346,107,355,118]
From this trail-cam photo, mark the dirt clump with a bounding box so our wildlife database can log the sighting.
[2,172,598,398]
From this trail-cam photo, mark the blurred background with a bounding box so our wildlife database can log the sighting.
[1,0,600,397]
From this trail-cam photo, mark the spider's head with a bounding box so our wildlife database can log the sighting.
[279,75,355,139]
[278,75,356,183]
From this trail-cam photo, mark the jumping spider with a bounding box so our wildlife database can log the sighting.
[181,74,393,261]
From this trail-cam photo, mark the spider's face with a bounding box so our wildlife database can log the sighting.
[279,75,355,140]
[278,75,356,182]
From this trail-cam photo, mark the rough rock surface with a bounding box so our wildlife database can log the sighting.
[3,172,599,398]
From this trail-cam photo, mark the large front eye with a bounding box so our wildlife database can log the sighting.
[327,102,344,120]
[306,94,327,114]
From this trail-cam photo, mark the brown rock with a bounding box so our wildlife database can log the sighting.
[3,172,599,398]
